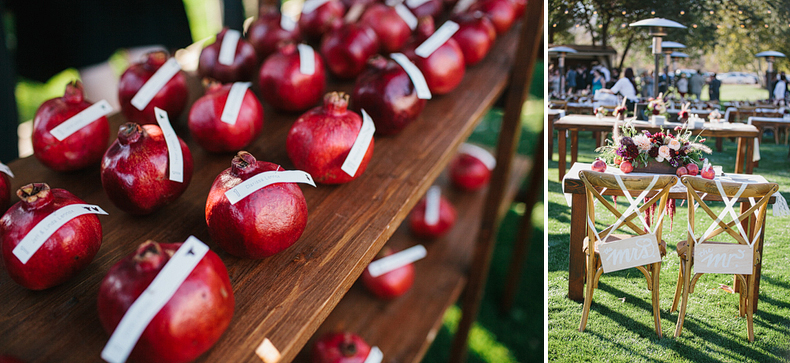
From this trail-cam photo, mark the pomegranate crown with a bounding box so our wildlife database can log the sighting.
[63,80,85,104]
[367,55,389,70]
[17,183,53,209]
[323,92,349,114]
[143,50,170,70]
[133,240,169,272]
[117,123,146,145]
[416,16,436,40]
[231,151,260,175]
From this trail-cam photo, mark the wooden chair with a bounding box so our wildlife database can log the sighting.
[578,171,678,337]
[671,176,778,342]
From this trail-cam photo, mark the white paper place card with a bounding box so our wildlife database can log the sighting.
[13,204,108,264]
[302,0,331,14]
[363,346,384,363]
[218,29,242,66]
[280,14,297,31]
[154,108,184,183]
[341,109,376,177]
[102,236,209,363]
[0,162,14,178]
[599,234,662,273]
[394,4,417,30]
[405,0,430,8]
[694,244,753,275]
[424,185,441,226]
[297,44,316,75]
[415,21,459,58]
[453,0,475,13]
[459,143,496,170]
[255,338,282,363]
[220,82,252,125]
[131,58,182,111]
[225,170,316,205]
[367,245,427,277]
[390,53,431,100]
[50,100,113,141]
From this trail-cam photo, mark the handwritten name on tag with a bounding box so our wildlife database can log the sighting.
[390,53,431,100]
[599,234,662,273]
[13,204,108,264]
[220,82,252,125]
[50,100,113,141]
[298,44,316,75]
[131,58,181,111]
[341,109,375,177]
[367,245,427,277]
[694,243,753,275]
[415,21,459,58]
[394,4,417,30]
[154,108,185,183]
[225,170,316,205]
[218,29,242,66]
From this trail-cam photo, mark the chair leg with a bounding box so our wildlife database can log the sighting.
[747,274,756,342]
[651,262,663,338]
[671,259,684,312]
[579,253,596,332]
[674,260,692,338]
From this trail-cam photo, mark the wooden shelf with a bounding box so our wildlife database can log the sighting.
[0,24,523,363]
[295,156,531,363]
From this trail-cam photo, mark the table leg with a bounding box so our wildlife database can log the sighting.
[735,138,745,174]
[571,130,578,165]
[568,192,586,301]
[558,129,567,181]
[745,137,754,174]
[753,219,766,311]
[716,137,723,152]
[548,116,554,162]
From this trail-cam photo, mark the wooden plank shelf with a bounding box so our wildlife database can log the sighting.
[295,156,531,363]
[0,22,524,363]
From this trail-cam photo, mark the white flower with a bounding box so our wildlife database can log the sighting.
[668,138,681,151]
[633,135,651,151]
[656,145,671,162]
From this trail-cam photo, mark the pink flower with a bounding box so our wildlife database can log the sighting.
[668,138,681,151]
[657,145,671,162]
[632,135,652,151]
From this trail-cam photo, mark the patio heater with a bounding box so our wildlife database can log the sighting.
[650,41,686,86]
[548,46,577,97]
[630,18,687,98]
[755,50,786,100]
[670,51,689,72]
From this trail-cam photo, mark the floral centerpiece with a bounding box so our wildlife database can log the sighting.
[613,98,628,120]
[708,109,722,122]
[594,106,608,118]
[677,102,691,122]
[596,121,711,174]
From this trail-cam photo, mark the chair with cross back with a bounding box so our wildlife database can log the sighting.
[671,176,778,341]
[578,170,678,337]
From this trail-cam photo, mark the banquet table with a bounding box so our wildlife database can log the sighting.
[547,109,565,161]
[748,116,790,153]
[561,162,779,311]
[554,115,760,180]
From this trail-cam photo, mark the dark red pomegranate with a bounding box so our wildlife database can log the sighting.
[259,43,326,112]
[404,17,466,95]
[286,92,374,184]
[119,51,188,125]
[312,332,371,363]
[0,165,12,214]
[31,81,110,172]
[299,0,346,42]
[206,152,309,258]
[352,55,426,135]
[361,248,415,299]
[0,356,26,363]
[590,158,607,173]
[0,183,102,290]
[98,240,234,363]
[198,28,259,83]
[451,11,496,66]
[470,0,517,35]
[406,0,444,18]
[188,82,264,153]
[247,6,302,61]
[450,153,492,191]
[686,163,699,176]
[360,4,414,53]
[320,22,379,79]
[511,0,526,19]
[101,123,193,215]
[409,192,457,239]
[340,0,376,9]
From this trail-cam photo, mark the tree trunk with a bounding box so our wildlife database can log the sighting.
[617,33,635,73]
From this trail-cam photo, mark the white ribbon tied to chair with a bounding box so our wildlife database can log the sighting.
[587,175,663,273]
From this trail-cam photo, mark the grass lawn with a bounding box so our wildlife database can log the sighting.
[695,84,769,102]
[548,128,790,362]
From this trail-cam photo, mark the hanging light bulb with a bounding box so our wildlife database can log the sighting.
[739,10,743,14]
[553,23,558,27]
[565,9,569,14]
[622,11,626,15]
[680,10,685,15]
[692,24,698,28]
[621,24,626,28]
[598,24,603,28]
[651,10,655,15]
[767,10,772,14]
[717,25,722,29]
[740,24,745,28]
[765,24,769,28]
[710,10,714,14]
[575,24,580,28]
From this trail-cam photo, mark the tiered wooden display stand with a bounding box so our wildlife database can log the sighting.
[0,3,543,362]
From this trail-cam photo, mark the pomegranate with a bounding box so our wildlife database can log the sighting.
[511,0,526,19]
[259,43,327,112]
[360,4,414,53]
[320,22,379,79]
[701,160,715,180]
[31,81,110,172]
[686,163,699,176]
[470,0,517,35]
[312,332,371,363]
[247,6,302,61]
[299,0,346,42]
[351,55,426,135]
[404,17,466,95]
[198,28,259,83]
[119,51,188,125]
[409,192,457,239]
[341,0,376,9]
[614,156,622,165]
[188,82,264,153]
[451,11,496,66]
[0,356,26,363]
[98,240,234,363]
[101,123,193,215]
[590,158,607,173]
[620,160,634,174]
[406,0,444,18]
[361,248,415,299]
[0,183,102,290]
[450,153,493,191]
[676,166,689,177]
[0,165,12,214]
[287,92,374,184]
[206,152,309,258]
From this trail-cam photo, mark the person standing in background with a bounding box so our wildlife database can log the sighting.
[677,73,689,98]
[576,65,588,92]
[708,73,722,102]
[690,70,705,100]
[591,69,605,95]
[642,71,654,99]
[567,67,577,93]
[774,74,786,103]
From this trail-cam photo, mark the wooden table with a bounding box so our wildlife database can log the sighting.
[547,109,564,161]
[554,115,760,180]
[0,9,544,362]
[748,116,790,153]
[562,163,776,311]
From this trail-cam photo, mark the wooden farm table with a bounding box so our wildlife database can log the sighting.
[554,115,760,181]
[748,116,790,149]
[0,8,544,362]
[547,109,565,161]
[561,163,778,311]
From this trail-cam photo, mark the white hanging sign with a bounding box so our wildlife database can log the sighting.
[13,204,108,264]
[415,21,459,58]
[694,243,753,275]
[220,82,252,125]
[341,109,376,177]
[225,170,316,205]
[599,234,662,273]
[218,29,242,66]
[131,58,182,111]
[154,108,185,183]
[50,100,113,141]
